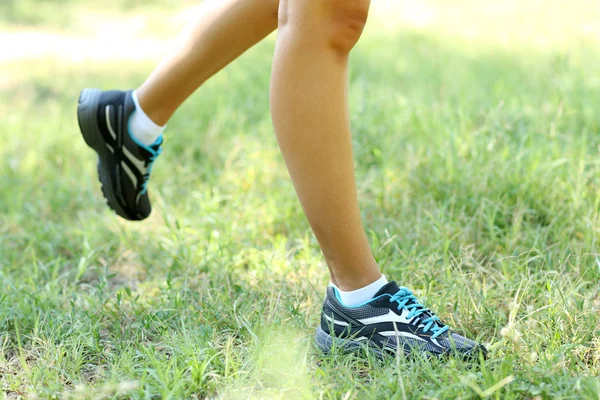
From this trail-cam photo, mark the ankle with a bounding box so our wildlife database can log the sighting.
[325,250,381,291]
[129,90,166,146]
[331,275,388,306]
[333,269,383,292]
[135,87,173,127]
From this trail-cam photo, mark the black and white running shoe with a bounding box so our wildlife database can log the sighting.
[77,89,162,221]
[316,281,487,359]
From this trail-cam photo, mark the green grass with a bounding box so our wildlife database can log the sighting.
[1,1,600,398]
[0,0,194,30]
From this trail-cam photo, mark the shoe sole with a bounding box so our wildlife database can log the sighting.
[77,89,130,220]
[315,326,486,360]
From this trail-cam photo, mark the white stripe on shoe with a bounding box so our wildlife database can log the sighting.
[105,106,117,140]
[358,309,412,325]
[324,314,349,327]
[378,331,427,342]
[121,161,138,187]
[123,146,147,174]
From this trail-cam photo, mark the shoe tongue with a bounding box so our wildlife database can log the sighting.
[379,282,444,329]
[150,136,163,151]
[374,281,401,297]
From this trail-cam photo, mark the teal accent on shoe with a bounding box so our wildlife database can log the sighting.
[333,286,388,308]
[127,111,163,153]
[389,287,449,339]
[127,111,163,195]
[140,139,162,195]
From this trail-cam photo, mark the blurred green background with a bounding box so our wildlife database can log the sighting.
[1,0,187,27]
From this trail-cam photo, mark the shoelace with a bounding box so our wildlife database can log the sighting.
[140,146,162,195]
[389,287,449,339]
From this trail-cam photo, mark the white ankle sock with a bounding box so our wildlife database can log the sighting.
[331,275,388,306]
[129,90,166,146]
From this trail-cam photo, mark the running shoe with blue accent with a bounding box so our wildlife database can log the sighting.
[316,281,487,359]
[77,89,162,221]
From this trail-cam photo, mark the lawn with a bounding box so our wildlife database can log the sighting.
[1,1,600,399]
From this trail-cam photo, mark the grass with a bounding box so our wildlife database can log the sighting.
[1,0,600,398]
[0,0,195,31]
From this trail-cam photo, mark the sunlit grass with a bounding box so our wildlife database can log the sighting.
[370,0,600,46]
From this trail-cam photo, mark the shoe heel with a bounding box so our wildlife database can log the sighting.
[315,326,334,354]
[77,88,103,151]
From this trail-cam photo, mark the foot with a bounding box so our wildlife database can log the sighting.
[77,89,163,221]
[316,281,487,359]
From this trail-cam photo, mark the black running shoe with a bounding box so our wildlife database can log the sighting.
[316,281,487,359]
[77,89,163,221]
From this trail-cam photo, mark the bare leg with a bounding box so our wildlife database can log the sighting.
[271,0,380,290]
[130,0,380,290]
[137,0,279,126]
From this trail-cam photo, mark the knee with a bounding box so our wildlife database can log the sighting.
[328,0,370,55]
[279,0,370,56]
